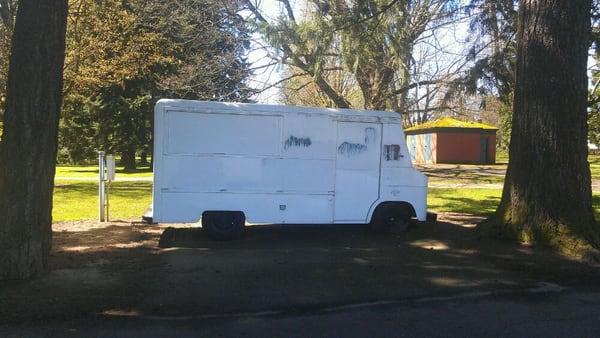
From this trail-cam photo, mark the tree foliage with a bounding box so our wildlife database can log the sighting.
[462,0,517,100]
[447,0,517,149]
[60,0,175,166]
[1,0,253,166]
[247,0,459,115]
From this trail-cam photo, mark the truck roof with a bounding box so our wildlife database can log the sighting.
[156,99,402,121]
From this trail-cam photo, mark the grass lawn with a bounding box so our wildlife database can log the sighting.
[428,188,600,219]
[427,188,501,215]
[55,165,153,179]
[589,155,600,180]
[53,180,152,221]
[51,157,600,222]
[52,183,600,222]
[422,154,600,186]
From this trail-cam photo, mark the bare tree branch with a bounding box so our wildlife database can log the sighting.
[278,0,296,23]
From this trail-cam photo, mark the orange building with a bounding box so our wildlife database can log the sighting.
[405,118,498,164]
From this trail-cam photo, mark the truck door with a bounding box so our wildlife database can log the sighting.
[334,122,382,222]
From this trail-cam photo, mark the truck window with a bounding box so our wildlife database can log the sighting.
[384,144,401,161]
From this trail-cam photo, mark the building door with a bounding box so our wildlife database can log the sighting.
[409,136,417,161]
[334,122,382,222]
[480,137,489,163]
[424,134,432,163]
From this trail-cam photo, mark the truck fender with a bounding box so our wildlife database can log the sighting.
[367,201,416,223]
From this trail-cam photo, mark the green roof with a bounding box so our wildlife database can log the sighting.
[405,117,498,132]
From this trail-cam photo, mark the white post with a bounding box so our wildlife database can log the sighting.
[98,151,106,222]
[106,155,115,222]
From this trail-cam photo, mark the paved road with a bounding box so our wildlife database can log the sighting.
[3,286,600,337]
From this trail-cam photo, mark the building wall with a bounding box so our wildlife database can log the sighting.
[436,131,496,164]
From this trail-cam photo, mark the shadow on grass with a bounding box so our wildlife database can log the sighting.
[417,165,506,184]
[57,165,152,175]
[54,181,152,197]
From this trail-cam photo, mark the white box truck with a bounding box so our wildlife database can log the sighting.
[146,99,428,239]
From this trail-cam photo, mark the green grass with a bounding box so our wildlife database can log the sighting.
[423,154,600,186]
[589,154,600,180]
[428,188,501,215]
[51,155,600,221]
[52,183,600,222]
[55,165,153,179]
[53,180,152,221]
[495,151,509,165]
[428,187,600,219]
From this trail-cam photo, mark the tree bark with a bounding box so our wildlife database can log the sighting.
[140,151,148,166]
[482,0,599,253]
[120,148,137,172]
[0,0,68,280]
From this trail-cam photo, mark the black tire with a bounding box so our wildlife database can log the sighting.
[370,205,412,233]
[201,211,245,240]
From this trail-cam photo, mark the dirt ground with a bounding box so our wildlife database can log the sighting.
[1,213,600,335]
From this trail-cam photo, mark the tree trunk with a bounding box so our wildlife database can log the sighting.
[0,0,68,280]
[140,151,148,166]
[120,148,137,172]
[482,0,599,253]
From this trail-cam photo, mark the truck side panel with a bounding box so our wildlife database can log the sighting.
[159,193,334,224]
[165,110,282,156]
[154,104,337,223]
[152,100,428,224]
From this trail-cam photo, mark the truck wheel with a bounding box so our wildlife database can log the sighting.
[370,206,412,233]
[202,211,245,240]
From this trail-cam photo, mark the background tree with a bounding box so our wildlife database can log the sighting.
[447,0,517,149]
[481,0,599,256]
[0,0,68,280]
[59,0,174,168]
[137,0,253,102]
[58,0,253,168]
[586,0,600,148]
[246,0,462,118]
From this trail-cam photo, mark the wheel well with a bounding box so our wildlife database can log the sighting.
[202,210,246,221]
[370,202,416,222]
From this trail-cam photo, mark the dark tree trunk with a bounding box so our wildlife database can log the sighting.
[140,151,148,166]
[0,0,68,280]
[483,0,599,252]
[120,148,137,172]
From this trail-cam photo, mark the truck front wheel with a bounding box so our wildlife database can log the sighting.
[201,211,245,240]
[370,205,412,233]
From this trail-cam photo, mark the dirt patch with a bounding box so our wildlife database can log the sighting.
[417,164,600,192]
[417,164,507,181]
[1,215,599,325]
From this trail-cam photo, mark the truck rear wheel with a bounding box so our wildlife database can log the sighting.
[201,211,245,240]
[370,205,412,233]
